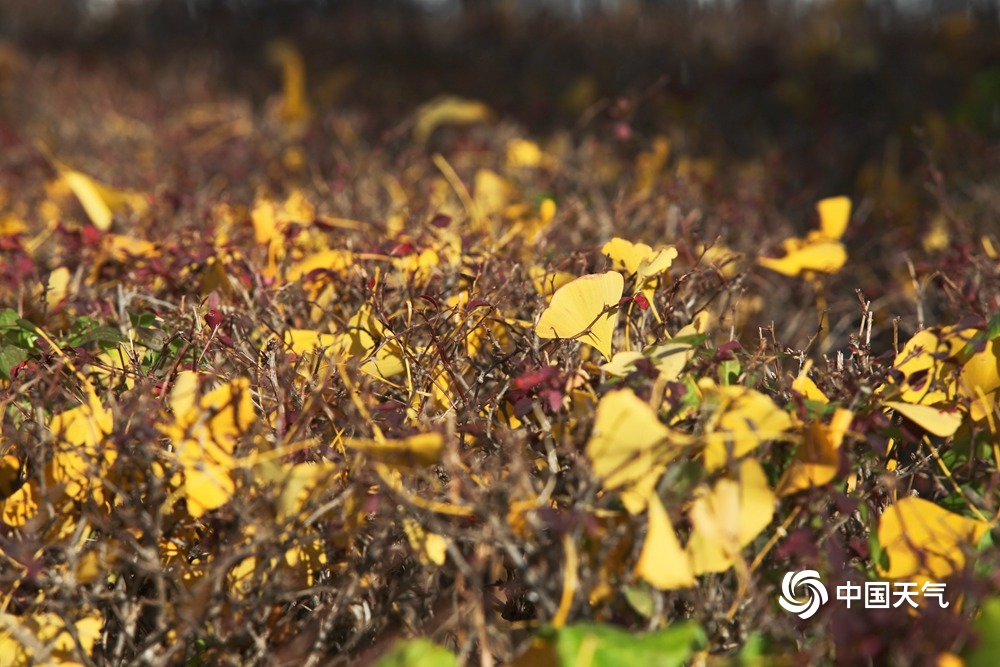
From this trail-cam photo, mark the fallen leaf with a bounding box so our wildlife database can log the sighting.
[536,271,624,361]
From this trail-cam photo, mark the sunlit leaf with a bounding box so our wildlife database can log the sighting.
[162,373,255,518]
[635,494,695,590]
[878,495,988,580]
[687,458,775,575]
[103,233,158,261]
[884,401,962,437]
[46,267,71,309]
[341,305,409,379]
[536,271,624,361]
[602,315,706,381]
[473,169,512,218]
[285,248,354,282]
[273,458,340,521]
[284,328,339,356]
[699,379,793,471]
[266,39,312,126]
[0,608,103,667]
[601,237,678,283]
[776,408,852,495]
[344,432,444,469]
[529,266,576,298]
[57,164,148,231]
[48,388,114,502]
[413,95,493,143]
[0,454,19,497]
[792,369,829,404]
[507,138,550,169]
[404,517,448,566]
[883,326,971,405]
[816,195,851,239]
[585,389,693,514]
[758,196,851,276]
[1,479,38,528]
[958,338,1000,421]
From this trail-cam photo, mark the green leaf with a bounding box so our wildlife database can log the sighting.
[964,598,1000,667]
[521,622,706,667]
[0,345,27,379]
[376,639,458,667]
[719,358,740,386]
[738,632,767,666]
[0,310,40,349]
[130,311,159,330]
[0,308,19,329]
[623,584,655,619]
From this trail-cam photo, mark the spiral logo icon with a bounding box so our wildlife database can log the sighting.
[778,570,828,619]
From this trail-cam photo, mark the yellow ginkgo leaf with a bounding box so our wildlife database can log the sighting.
[162,373,255,518]
[816,195,852,240]
[46,267,71,309]
[473,169,512,218]
[413,95,494,144]
[602,237,678,323]
[284,329,340,356]
[585,389,693,514]
[884,401,963,438]
[251,196,279,246]
[103,233,159,262]
[404,517,449,566]
[341,305,408,379]
[0,454,20,498]
[633,136,671,196]
[266,39,312,126]
[601,351,647,377]
[758,239,847,277]
[529,266,577,298]
[48,388,114,502]
[285,249,354,282]
[883,326,971,405]
[601,238,678,281]
[274,458,339,521]
[0,609,103,667]
[636,247,679,286]
[58,165,148,231]
[792,369,829,404]
[1,480,39,528]
[958,338,1000,421]
[602,319,704,382]
[698,243,743,279]
[635,493,695,590]
[282,538,329,588]
[878,496,988,581]
[536,271,624,361]
[344,432,444,469]
[699,379,794,471]
[777,408,852,496]
[686,458,775,575]
[506,138,548,169]
[758,196,851,277]
[645,316,708,381]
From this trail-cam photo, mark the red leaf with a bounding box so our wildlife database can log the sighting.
[204,309,223,329]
